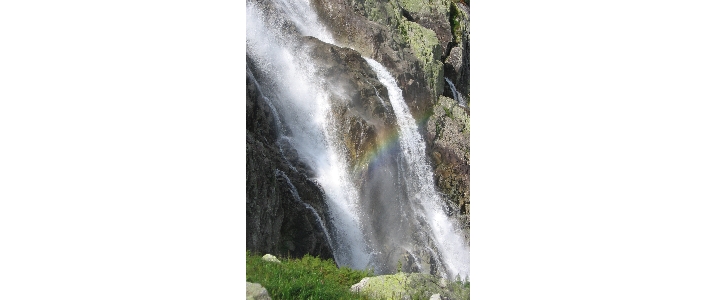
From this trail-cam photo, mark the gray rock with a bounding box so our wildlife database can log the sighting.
[262,254,281,263]
[350,277,371,293]
[427,96,470,227]
[444,1,469,98]
[444,46,464,88]
[311,0,436,119]
[246,282,271,300]
[351,273,469,300]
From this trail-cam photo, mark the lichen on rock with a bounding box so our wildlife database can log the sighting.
[351,272,469,300]
[427,96,470,226]
[398,18,445,100]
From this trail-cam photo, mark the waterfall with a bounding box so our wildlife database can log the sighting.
[445,77,466,107]
[247,0,469,280]
[247,1,372,269]
[365,58,470,280]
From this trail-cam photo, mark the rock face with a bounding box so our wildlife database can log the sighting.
[351,273,469,300]
[311,0,438,119]
[310,0,471,222]
[246,0,470,274]
[246,61,334,261]
[299,36,399,172]
[443,1,469,99]
[427,96,470,227]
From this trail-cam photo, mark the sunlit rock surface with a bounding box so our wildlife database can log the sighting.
[351,272,469,300]
[427,96,470,227]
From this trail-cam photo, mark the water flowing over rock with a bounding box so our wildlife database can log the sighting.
[246,64,334,260]
[246,0,471,280]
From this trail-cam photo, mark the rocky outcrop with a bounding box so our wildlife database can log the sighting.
[351,273,469,300]
[311,0,438,119]
[246,62,334,261]
[427,96,470,227]
[300,36,399,172]
[443,1,469,100]
[310,0,471,221]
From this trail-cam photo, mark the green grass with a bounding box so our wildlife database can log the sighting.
[246,251,374,300]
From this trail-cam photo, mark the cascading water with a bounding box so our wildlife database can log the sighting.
[247,0,372,269]
[247,0,469,280]
[366,58,470,280]
[445,77,466,107]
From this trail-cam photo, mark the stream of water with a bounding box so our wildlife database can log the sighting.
[445,77,466,107]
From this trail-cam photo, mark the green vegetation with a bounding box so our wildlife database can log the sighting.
[449,0,469,45]
[246,251,374,299]
[247,251,470,299]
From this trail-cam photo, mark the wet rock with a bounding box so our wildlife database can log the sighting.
[310,1,471,218]
[311,0,436,120]
[300,36,399,171]
[246,0,471,275]
[246,62,334,261]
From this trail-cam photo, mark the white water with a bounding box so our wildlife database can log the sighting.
[247,0,469,279]
[272,0,334,44]
[445,77,466,107]
[247,1,372,269]
[366,58,470,280]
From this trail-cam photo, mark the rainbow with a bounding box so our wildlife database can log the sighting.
[352,109,436,170]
